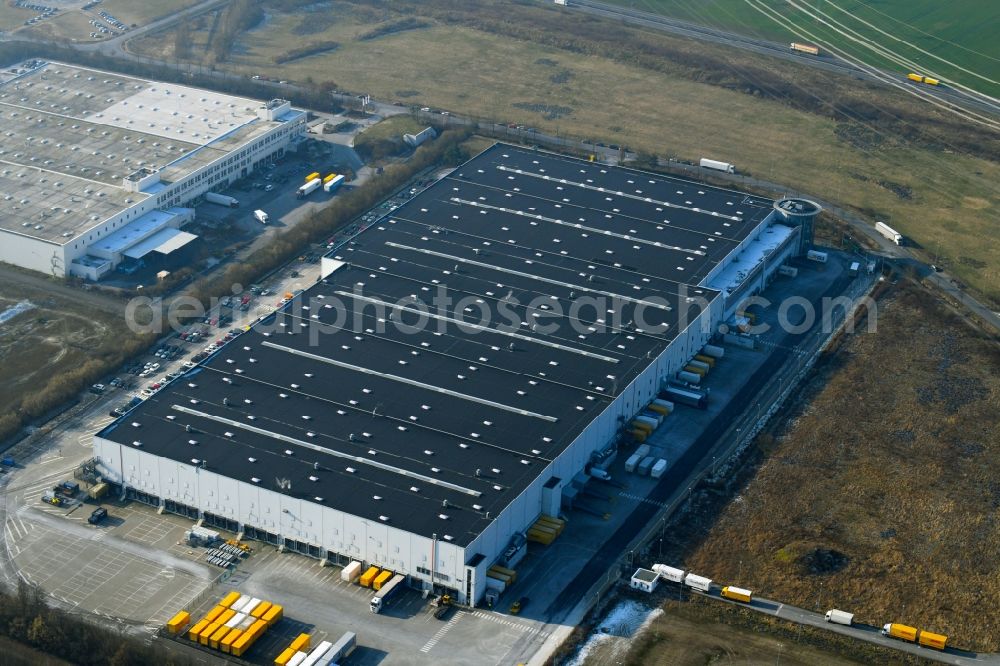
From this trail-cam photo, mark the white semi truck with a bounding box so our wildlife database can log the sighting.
[297,177,323,199]
[204,192,240,208]
[699,158,735,174]
[875,221,903,245]
[370,573,405,613]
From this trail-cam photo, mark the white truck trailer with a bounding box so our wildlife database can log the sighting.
[699,158,735,174]
[298,177,322,198]
[652,564,686,583]
[205,192,240,208]
[370,573,405,613]
[253,209,269,224]
[825,609,854,625]
[684,573,713,592]
[875,221,903,245]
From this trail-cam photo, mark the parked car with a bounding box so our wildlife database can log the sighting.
[88,507,108,525]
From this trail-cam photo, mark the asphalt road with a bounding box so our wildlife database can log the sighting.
[563,0,999,117]
[700,586,998,665]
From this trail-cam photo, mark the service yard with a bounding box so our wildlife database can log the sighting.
[679,280,1000,652]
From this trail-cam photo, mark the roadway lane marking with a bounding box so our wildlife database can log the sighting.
[420,611,463,653]
[776,603,784,616]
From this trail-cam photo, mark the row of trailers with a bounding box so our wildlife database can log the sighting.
[633,564,949,651]
[274,631,357,666]
[627,344,725,443]
[167,590,283,658]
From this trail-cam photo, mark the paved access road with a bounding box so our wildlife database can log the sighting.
[699,586,999,666]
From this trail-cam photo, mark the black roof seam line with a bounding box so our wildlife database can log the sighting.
[260,340,559,422]
[449,197,709,256]
[184,369,539,479]
[369,221,713,299]
[383,242,672,314]
[170,404,484,497]
[274,310,626,399]
[335,290,621,364]
[495,164,746,222]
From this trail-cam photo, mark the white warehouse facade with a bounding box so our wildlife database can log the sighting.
[93,145,804,605]
[0,60,307,279]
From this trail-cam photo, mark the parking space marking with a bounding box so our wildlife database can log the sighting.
[470,610,547,636]
[420,611,463,653]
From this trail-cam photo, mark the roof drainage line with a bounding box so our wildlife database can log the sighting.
[383,241,671,314]
[384,218,709,299]
[496,164,745,223]
[335,290,620,365]
[262,339,560,422]
[170,404,483,498]
[196,366,556,465]
[308,264,672,347]
[450,196,707,257]
[277,308,622,397]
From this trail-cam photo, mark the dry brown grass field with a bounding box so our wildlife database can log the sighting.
[130,1,1000,306]
[585,599,875,666]
[683,282,1000,651]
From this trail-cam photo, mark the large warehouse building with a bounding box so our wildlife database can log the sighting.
[94,144,810,605]
[0,60,306,279]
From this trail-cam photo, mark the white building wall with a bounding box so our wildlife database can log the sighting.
[701,210,778,286]
[0,231,64,275]
[94,436,470,600]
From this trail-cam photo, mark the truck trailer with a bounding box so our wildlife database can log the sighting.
[720,586,753,603]
[298,178,322,198]
[370,573,405,613]
[875,221,903,245]
[882,623,918,642]
[652,564,685,583]
[205,192,240,208]
[825,609,854,625]
[663,385,707,409]
[254,209,269,224]
[699,158,735,174]
[684,573,712,592]
[323,174,345,193]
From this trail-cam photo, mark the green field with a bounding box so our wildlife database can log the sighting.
[98,0,201,28]
[604,0,1000,97]
[132,2,1000,304]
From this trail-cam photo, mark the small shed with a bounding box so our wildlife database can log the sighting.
[630,568,659,593]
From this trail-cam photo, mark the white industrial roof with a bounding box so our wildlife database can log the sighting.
[0,61,298,245]
[124,228,197,259]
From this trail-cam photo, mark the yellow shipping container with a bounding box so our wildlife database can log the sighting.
[923,76,940,85]
[210,625,232,650]
[373,570,393,590]
[262,604,284,626]
[221,628,243,653]
[289,632,311,651]
[918,631,947,650]
[907,73,923,82]
[199,621,221,645]
[305,171,320,182]
[219,591,241,608]
[647,404,669,415]
[630,420,653,434]
[323,173,336,183]
[203,605,226,624]
[231,629,257,657]
[683,365,707,376]
[359,566,380,587]
[216,609,236,626]
[166,610,190,634]
[628,428,647,442]
[275,647,298,666]
[251,600,272,619]
[694,354,716,367]
[188,619,210,641]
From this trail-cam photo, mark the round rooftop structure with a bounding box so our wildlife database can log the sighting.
[773,197,822,220]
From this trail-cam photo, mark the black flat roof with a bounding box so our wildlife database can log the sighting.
[101,144,772,547]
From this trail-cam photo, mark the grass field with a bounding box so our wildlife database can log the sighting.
[0,3,40,33]
[681,281,1000,651]
[583,600,867,666]
[603,0,1000,97]
[0,269,140,435]
[98,0,201,27]
[132,3,1000,305]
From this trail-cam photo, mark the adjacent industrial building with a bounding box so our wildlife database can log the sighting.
[0,60,307,279]
[94,144,815,605]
